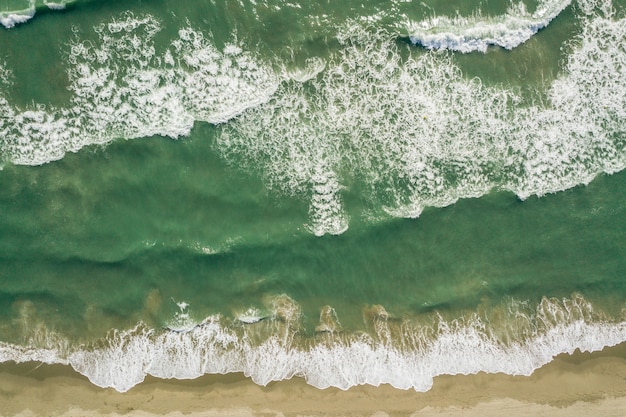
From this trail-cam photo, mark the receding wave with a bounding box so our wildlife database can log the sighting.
[405,0,572,53]
[0,294,625,393]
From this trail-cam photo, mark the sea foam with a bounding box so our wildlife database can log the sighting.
[220,1,625,232]
[43,0,68,11]
[0,1,35,29]
[406,0,573,52]
[0,0,71,29]
[0,13,279,165]
[1,294,625,393]
[1,1,625,235]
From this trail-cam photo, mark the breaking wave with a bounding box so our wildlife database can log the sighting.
[1,294,625,393]
[0,0,75,29]
[0,13,279,164]
[0,1,35,29]
[405,0,572,53]
[219,1,625,234]
[1,1,625,235]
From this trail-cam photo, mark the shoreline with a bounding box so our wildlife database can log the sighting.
[1,343,626,416]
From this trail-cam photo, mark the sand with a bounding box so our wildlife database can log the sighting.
[1,343,626,416]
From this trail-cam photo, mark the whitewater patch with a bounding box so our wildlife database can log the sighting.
[405,0,573,53]
[0,294,625,393]
[0,0,74,29]
[219,0,625,233]
[1,1,625,236]
[0,13,279,165]
[0,0,35,29]
[43,0,69,10]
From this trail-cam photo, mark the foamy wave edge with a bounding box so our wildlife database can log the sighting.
[0,13,280,166]
[1,295,625,393]
[0,5,35,29]
[0,0,73,29]
[406,0,572,52]
[1,1,625,237]
[220,0,626,235]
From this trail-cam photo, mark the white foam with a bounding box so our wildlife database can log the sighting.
[235,307,267,324]
[171,29,278,124]
[1,295,625,393]
[1,2,625,235]
[0,1,35,29]
[509,2,626,197]
[220,1,625,227]
[65,298,626,392]
[279,57,326,82]
[1,0,73,28]
[407,0,572,53]
[44,0,67,11]
[1,13,278,165]
[0,0,76,29]
[577,0,616,16]
[0,342,67,364]
[306,169,349,236]
[166,300,198,332]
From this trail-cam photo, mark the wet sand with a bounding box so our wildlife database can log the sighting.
[2,343,626,416]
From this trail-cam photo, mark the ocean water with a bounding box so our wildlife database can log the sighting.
[0,0,624,393]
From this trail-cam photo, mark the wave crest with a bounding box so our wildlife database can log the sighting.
[406,0,572,53]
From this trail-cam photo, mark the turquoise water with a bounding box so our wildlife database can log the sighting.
[0,0,625,392]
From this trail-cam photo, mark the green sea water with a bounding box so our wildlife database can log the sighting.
[0,0,624,392]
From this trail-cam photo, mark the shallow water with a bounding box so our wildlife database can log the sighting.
[0,0,624,392]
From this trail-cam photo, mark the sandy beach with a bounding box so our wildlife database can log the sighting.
[1,343,626,417]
